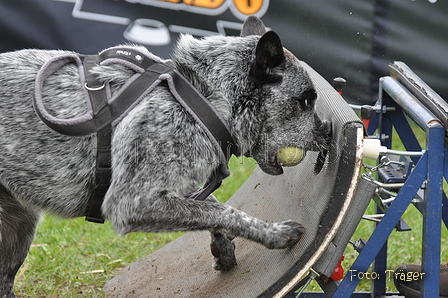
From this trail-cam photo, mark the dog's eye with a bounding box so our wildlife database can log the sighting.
[297,89,317,110]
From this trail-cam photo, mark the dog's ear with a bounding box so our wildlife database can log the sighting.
[250,31,285,85]
[241,15,266,37]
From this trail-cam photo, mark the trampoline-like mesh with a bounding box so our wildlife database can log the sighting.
[105,63,365,298]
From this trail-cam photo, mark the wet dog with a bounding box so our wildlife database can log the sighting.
[0,16,327,297]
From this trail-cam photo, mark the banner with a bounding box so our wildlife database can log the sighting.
[1,0,447,104]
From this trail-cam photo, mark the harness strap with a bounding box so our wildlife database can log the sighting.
[34,51,237,159]
[33,54,159,136]
[83,55,111,223]
[142,62,236,166]
[33,48,237,223]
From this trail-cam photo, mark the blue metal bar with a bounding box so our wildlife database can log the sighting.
[444,149,448,180]
[421,123,444,297]
[367,110,379,136]
[442,150,448,229]
[372,238,387,297]
[296,293,389,298]
[442,194,448,230]
[380,107,393,149]
[332,153,428,297]
[288,293,377,298]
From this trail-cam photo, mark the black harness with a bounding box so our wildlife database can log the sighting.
[34,47,237,223]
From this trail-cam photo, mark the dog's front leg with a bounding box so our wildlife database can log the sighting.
[210,232,237,271]
[106,190,304,252]
[199,194,238,271]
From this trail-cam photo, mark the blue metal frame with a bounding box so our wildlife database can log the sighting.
[294,76,446,297]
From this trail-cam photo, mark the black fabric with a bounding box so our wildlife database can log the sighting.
[370,0,391,103]
[188,169,224,201]
[99,49,157,70]
[2,1,448,104]
[166,66,237,158]
[83,55,111,223]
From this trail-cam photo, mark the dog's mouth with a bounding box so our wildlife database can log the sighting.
[258,144,324,176]
[258,152,284,176]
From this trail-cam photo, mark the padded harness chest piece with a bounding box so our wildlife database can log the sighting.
[34,47,237,223]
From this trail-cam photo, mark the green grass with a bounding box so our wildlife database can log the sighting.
[16,217,183,297]
[14,121,448,297]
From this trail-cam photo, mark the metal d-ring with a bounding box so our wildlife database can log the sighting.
[85,82,105,91]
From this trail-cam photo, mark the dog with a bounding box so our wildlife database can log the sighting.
[0,16,327,297]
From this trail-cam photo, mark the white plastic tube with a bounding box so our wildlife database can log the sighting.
[362,138,424,160]
[362,138,383,160]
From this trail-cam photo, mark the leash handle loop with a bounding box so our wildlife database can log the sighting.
[34,54,97,136]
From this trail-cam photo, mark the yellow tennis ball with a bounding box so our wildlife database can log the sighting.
[277,147,306,166]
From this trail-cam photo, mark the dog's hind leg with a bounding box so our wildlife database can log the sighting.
[0,185,40,298]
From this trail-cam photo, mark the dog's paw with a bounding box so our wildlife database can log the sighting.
[264,220,305,249]
[210,233,237,271]
[213,254,237,271]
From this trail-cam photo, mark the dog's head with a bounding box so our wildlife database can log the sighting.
[241,16,329,175]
